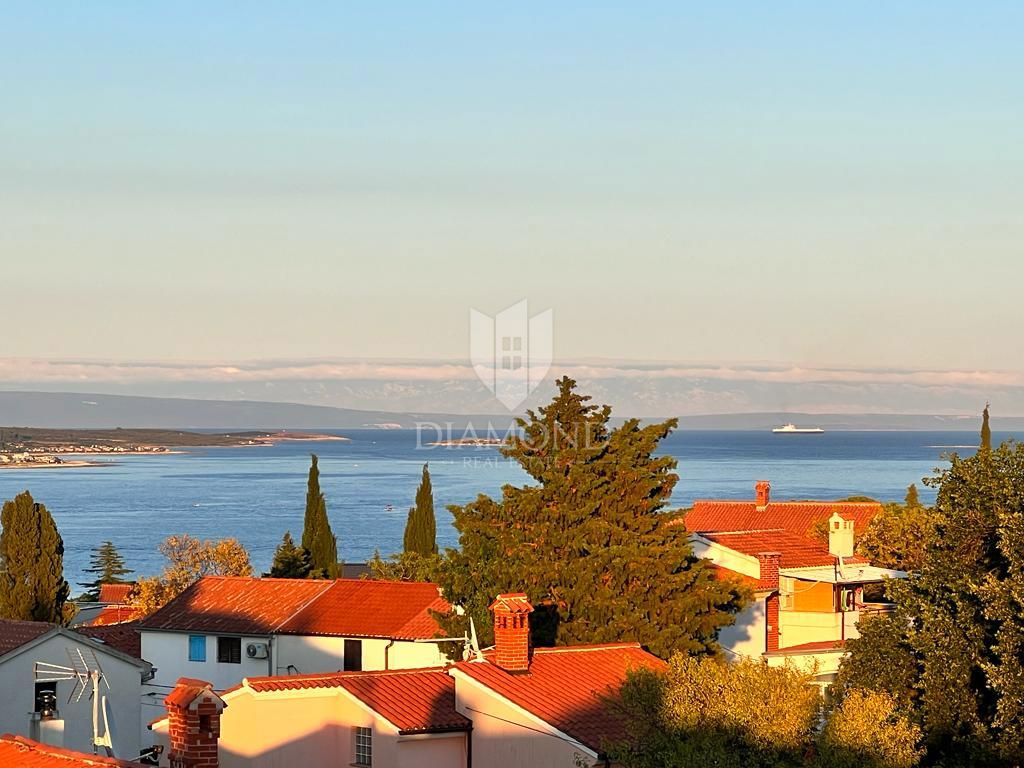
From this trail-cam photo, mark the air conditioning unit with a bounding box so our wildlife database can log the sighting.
[246,643,269,659]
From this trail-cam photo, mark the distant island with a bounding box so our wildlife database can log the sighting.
[0,427,346,469]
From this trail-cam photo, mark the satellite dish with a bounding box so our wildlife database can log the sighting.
[466,617,485,662]
[34,648,116,757]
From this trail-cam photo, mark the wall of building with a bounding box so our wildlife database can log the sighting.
[787,580,836,613]
[141,631,273,692]
[778,610,842,647]
[273,635,447,675]
[716,600,767,659]
[453,673,596,768]
[0,632,144,759]
[152,688,465,768]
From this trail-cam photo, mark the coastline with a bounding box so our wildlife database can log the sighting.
[0,460,106,469]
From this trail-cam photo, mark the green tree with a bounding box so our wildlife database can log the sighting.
[905,483,921,508]
[817,690,923,768]
[981,403,992,451]
[857,502,935,574]
[301,454,338,578]
[607,655,821,768]
[403,463,437,555]
[79,541,133,601]
[267,531,311,579]
[0,491,71,623]
[437,377,747,657]
[839,439,1024,766]
[367,549,442,582]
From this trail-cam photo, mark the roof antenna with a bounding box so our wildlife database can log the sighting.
[465,616,485,662]
[34,648,116,757]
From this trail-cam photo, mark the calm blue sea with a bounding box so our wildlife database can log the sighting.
[0,429,1016,588]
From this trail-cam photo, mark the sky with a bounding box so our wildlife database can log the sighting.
[2,4,1022,413]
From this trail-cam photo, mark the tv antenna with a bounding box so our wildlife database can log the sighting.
[34,647,116,757]
[465,616,485,662]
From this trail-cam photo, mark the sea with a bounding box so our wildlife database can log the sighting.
[0,429,1017,589]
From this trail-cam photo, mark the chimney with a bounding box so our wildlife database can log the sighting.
[490,593,533,673]
[755,480,771,510]
[757,552,782,652]
[828,511,855,558]
[165,678,226,768]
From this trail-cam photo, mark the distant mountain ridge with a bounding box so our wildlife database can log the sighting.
[0,391,1019,431]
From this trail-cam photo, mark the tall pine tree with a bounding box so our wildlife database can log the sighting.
[301,454,338,578]
[0,491,71,623]
[438,377,746,658]
[981,402,992,451]
[904,483,921,508]
[403,464,437,555]
[80,541,133,601]
[268,531,311,579]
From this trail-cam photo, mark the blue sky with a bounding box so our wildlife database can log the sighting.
[2,4,1022,384]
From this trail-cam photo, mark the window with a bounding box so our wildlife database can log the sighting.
[217,636,241,664]
[353,726,372,766]
[343,639,363,672]
[188,635,207,662]
[34,682,57,715]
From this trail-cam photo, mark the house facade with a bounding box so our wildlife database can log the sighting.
[686,480,905,688]
[149,593,663,768]
[138,577,451,694]
[0,619,152,761]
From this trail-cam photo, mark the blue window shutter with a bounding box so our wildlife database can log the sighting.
[188,635,206,662]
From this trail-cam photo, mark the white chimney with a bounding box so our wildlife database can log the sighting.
[828,511,854,558]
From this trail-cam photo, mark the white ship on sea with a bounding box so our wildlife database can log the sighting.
[772,423,825,434]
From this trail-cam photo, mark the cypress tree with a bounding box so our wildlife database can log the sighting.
[981,402,992,452]
[268,531,312,579]
[0,491,71,623]
[403,463,437,555]
[904,483,921,508]
[438,377,746,657]
[79,541,133,601]
[301,454,338,578]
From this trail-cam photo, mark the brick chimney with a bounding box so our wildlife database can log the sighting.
[490,593,533,673]
[757,552,782,652]
[828,511,855,558]
[165,678,226,768]
[755,480,771,510]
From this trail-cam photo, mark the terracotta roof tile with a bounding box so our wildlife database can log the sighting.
[164,677,222,709]
[85,606,142,627]
[277,579,448,640]
[0,735,137,767]
[702,530,867,569]
[76,622,143,660]
[137,576,333,635]
[684,500,881,538]
[97,583,135,604]
[452,643,664,754]
[243,668,470,734]
[0,619,53,658]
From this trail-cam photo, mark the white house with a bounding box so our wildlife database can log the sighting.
[0,619,152,761]
[137,577,451,696]
[149,593,664,768]
[684,481,906,688]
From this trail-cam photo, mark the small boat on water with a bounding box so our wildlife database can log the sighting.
[772,423,825,434]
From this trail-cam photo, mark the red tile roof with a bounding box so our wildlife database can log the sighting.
[77,622,143,660]
[138,577,333,634]
[97,583,135,605]
[277,579,449,640]
[85,605,142,627]
[452,643,665,754]
[702,530,867,569]
[0,735,137,767]
[137,577,448,640]
[685,500,881,538]
[0,619,53,658]
[246,668,468,734]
